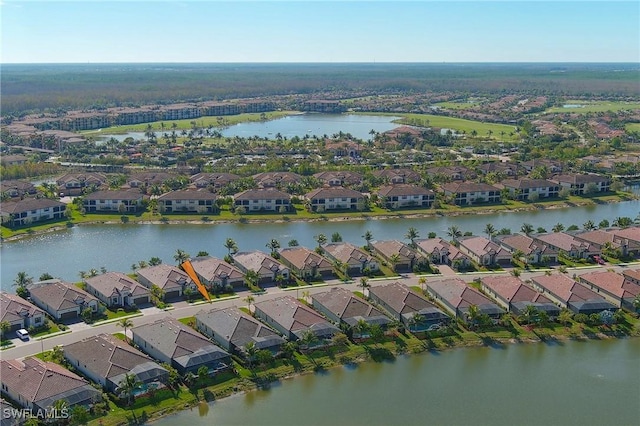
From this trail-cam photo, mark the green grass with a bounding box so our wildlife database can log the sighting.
[432,101,481,110]
[178,317,196,327]
[30,322,61,338]
[103,307,141,321]
[546,101,640,114]
[625,123,640,132]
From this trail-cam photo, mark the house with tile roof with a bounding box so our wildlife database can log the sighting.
[63,334,168,394]
[313,171,363,187]
[551,173,610,195]
[426,278,504,323]
[278,247,334,280]
[233,251,290,286]
[321,242,379,276]
[304,187,366,212]
[458,236,511,266]
[532,232,599,260]
[480,276,560,317]
[372,168,421,184]
[578,271,640,312]
[368,282,449,332]
[414,237,471,268]
[312,287,390,336]
[82,190,144,213]
[0,292,46,332]
[56,172,107,196]
[157,190,217,214]
[132,318,231,375]
[0,180,37,199]
[190,172,240,189]
[496,234,559,264]
[254,296,339,342]
[135,264,195,300]
[530,274,617,315]
[233,189,292,213]
[84,272,150,308]
[499,179,560,200]
[195,306,285,355]
[189,256,245,289]
[573,229,640,257]
[0,198,67,227]
[252,172,302,188]
[0,357,101,412]
[27,279,99,321]
[441,182,500,205]
[368,240,426,272]
[376,184,435,209]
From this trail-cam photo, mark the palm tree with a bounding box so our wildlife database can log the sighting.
[405,227,419,248]
[354,319,370,339]
[520,223,534,236]
[300,329,318,353]
[118,373,141,405]
[288,239,299,247]
[446,226,462,241]
[362,230,373,246]
[13,272,32,297]
[302,290,311,303]
[583,220,595,231]
[52,399,68,417]
[244,295,255,311]
[266,239,281,258]
[244,341,257,370]
[632,295,640,312]
[418,276,427,293]
[484,223,496,240]
[0,321,11,338]
[408,313,424,332]
[331,232,343,243]
[118,318,134,343]
[359,277,370,297]
[558,308,573,327]
[466,304,481,327]
[224,238,238,256]
[244,270,260,290]
[174,249,190,265]
[552,223,565,233]
[520,305,540,325]
[314,233,327,249]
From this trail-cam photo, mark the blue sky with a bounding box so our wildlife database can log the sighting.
[1,1,638,63]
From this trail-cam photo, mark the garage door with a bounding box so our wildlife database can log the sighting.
[133,297,149,305]
[60,311,78,320]
[164,290,180,300]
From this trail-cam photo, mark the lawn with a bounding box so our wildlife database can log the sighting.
[102,307,141,321]
[625,123,640,132]
[546,101,640,114]
[432,101,481,110]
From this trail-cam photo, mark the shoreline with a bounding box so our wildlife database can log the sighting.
[3,195,637,243]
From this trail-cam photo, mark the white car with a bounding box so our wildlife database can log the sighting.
[16,329,30,341]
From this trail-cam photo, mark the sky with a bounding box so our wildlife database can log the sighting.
[1,1,639,63]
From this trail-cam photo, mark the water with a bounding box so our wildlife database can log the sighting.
[97,114,401,142]
[153,338,640,426]
[1,199,638,288]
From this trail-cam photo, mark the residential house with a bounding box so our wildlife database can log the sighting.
[480,276,560,317]
[427,166,474,181]
[551,173,611,195]
[368,282,449,332]
[233,189,292,213]
[376,185,435,209]
[441,182,501,205]
[278,247,334,280]
[0,198,67,227]
[0,398,20,426]
[578,271,640,312]
[496,234,559,264]
[132,318,231,375]
[313,171,363,187]
[573,229,640,257]
[532,232,598,260]
[372,168,421,184]
[0,155,28,166]
[303,100,345,113]
[190,172,240,190]
[312,287,390,335]
[84,272,151,308]
[521,159,563,174]
[325,139,362,158]
[0,180,37,198]
[321,242,379,276]
[0,293,46,332]
[368,240,425,272]
[27,279,99,321]
[189,256,245,289]
[233,251,290,285]
[195,306,285,355]
[304,187,366,212]
[609,227,640,248]
[126,172,175,190]
[622,268,640,286]
[426,278,505,323]
[56,172,107,196]
[253,296,339,342]
[499,179,560,200]
[530,274,617,315]
[458,236,512,266]
[157,190,217,214]
[83,190,144,213]
[0,357,101,412]
[135,264,195,300]
[252,172,302,189]
[414,238,471,268]
[478,162,520,177]
[63,334,169,394]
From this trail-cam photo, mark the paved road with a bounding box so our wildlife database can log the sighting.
[2,262,632,360]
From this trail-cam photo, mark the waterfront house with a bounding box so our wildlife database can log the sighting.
[233,251,290,286]
[63,334,168,394]
[252,172,302,188]
[368,240,425,272]
[84,272,150,308]
[27,279,99,321]
[372,168,421,184]
[458,236,511,266]
[132,318,231,375]
[189,172,240,190]
[368,282,450,332]
[0,180,37,199]
[414,238,471,268]
[609,226,640,248]
[0,293,46,333]
[578,271,640,311]
[157,190,217,214]
[0,198,67,227]
[530,274,617,315]
[311,287,390,336]
[278,247,334,280]
[427,166,474,181]
[532,232,598,260]
[480,276,560,318]
[233,189,292,213]
[302,100,345,113]
[304,187,366,212]
[313,171,363,187]
[376,184,435,209]
[189,256,245,289]
[83,190,144,213]
[426,278,504,323]
[195,306,285,355]
[573,229,640,257]
[0,357,101,412]
[321,243,377,276]
[495,234,559,264]
[56,172,107,196]
[499,179,560,200]
[253,296,339,342]
[441,182,500,205]
[135,264,195,300]
[551,173,611,195]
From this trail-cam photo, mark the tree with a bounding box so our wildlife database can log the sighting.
[70,405,89,425]
[510,268,523,277]
[174,249,190,265]
[39,272,54,281]
[582,220,595,231]
[520,223,534,236]
[224,238,238,256]
[196,251,209,257]
[389,253,401,271]
[359,277,370,297]
[558,308,573,327]
[302,290,311,303]
[598,219,610,229]
[354,319,370,338]
[519,305,540,325]
[331,232,343,243]
[446,226,462,241]
[405,227,420,249]
[484,223,496,240]
[244,295,255,310]
[244,270,260,290]
[13,272,32,298]
[244,341,257,370]
[0,321,10,338]
[362,230,373,245]
[149,257,162,266]
[552,223,565,233]
[118,318,134,343]
[466,305,481,328]
[612,216,633,228]
[300,329,318,352]
[314,233,327,248]
[266,238,281,257]
[418,276,427,293]
[197,365,210,383]
[288,239,299,247]
[118,373,141,405]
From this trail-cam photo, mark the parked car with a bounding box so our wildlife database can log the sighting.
[593,255,605,265]
[16,329,30,341]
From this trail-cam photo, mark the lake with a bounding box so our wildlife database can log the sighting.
[1,198,639,289]
[97,113,401,142]
[153,338,640,426]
